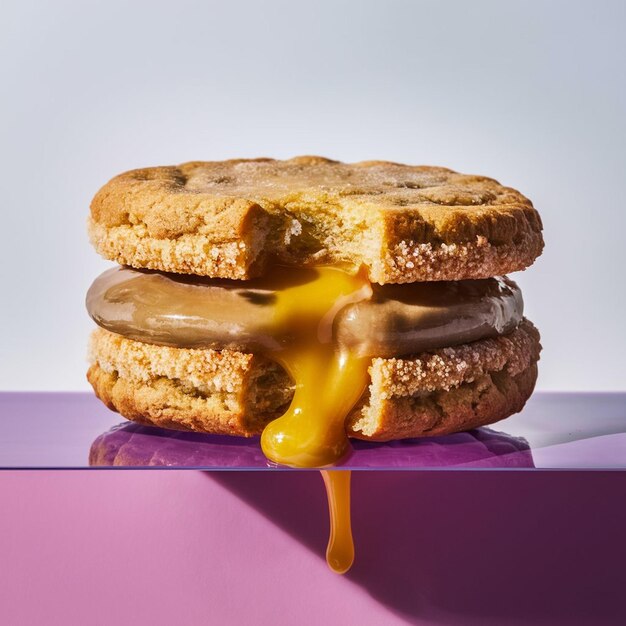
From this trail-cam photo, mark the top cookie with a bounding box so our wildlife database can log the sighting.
[89,156,543,283]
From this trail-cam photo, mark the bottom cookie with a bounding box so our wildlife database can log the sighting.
[87,319,540,441]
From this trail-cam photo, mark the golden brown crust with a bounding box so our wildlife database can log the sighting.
[88,320,540,440]
[89,157,543,283]
[347,320,540,440]
[87,329,292,436]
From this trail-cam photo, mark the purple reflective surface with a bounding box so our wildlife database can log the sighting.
[0,391,625,469]
[89,422,535,469]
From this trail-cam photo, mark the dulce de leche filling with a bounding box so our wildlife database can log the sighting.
[86,266,523,358]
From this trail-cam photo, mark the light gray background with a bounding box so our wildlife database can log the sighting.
[1,0,624,391]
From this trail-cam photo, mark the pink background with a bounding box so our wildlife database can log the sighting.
[1,471,624,625]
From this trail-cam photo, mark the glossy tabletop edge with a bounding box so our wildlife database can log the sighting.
[0,391,625,471]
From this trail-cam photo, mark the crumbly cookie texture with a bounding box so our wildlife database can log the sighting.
[88,320,540,440]
[89,156,543,283]
[348,319,540,440]
[87,329,292,436]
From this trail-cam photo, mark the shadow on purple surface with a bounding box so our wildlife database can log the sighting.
[208,471,626,625]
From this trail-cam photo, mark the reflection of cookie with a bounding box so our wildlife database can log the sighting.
[88,422,534,469]
[89,156,543,283]
[87,319,540,440]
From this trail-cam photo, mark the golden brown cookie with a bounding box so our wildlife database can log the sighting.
[89,157,543,284]
[87,320,540,440]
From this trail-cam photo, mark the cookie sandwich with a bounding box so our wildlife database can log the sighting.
[86,156,543,571]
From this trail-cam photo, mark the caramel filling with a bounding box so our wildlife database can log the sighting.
[87,266,523,357]
[87,265,523,573]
